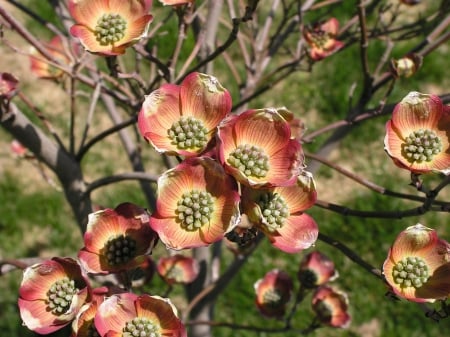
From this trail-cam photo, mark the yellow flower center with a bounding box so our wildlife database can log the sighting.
[227,144,270,178]
[392,256,429,288]
[46,276,79,315]
[94,13,127,46]
[258,192,290,232]
[103,234,137,266]
[168,116,209,150]
[176,190,215,231]
[123,317,161,337]
[402,129,442,163]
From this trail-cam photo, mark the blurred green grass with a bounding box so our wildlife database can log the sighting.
[1,1,450,337]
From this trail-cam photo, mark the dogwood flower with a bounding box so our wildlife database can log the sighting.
[138,72,231,157]
[18,257,91,334]
[78,203,158,274]
[150,157,240,250]
[95,293,186,337]
[254,269,293,318]
[68,0,153,55]
[217,108,304,188]
[312,286,351,328]
[298,251,338,288]
[242,172,318,253]
[157,254,199,284]
[382,224,450,302]
[384,92,450,174]
[303,18,344,61]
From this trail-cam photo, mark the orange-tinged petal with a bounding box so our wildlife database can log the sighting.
[179,72,232,131]
[95,293,138,336]
[68,0,108,27]
[391,92,444,137]
[136,295,186,335]
[389,224,438,261]
[121,15,153,45]
[266,213,318,253]
[109,0,152,19]
[19,298,66,335]
[233,109,291,154]
[321,17,340,36]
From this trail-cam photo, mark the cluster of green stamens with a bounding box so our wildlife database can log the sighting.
[123,317,161,337]
[262,289,283,308]
[228,144,270,178]
[94,13,127,46]
[392,256,429,288]
[168,117,208,150]
[104,234,137,266]
[309,31,331,49]
[176,190,214,231]
[402,129,442,163]
[46,277,78,315]
[258,193,290,232]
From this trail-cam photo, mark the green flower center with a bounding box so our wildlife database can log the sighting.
[227,144,270,178]
[392,256,429,288]
[123,317,161,337]
[402,129,442,163]
[94,13,127,46]
[314,300,333,321]
[309,31,332,49]
[104,234,137,266]
[177,190,215,231]
[258,193,290,232]
[262,288,283,308]
[46,276,79,315]
[298,269,319,288]
[168,116,209,150]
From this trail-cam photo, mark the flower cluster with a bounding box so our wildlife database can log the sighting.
[18,203,187,336]
[254,251,350,328]
[383,224,450,303]
[138,72,319,253]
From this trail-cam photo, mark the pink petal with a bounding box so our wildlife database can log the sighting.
[180,72,232,131]
[267,213,318,253]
